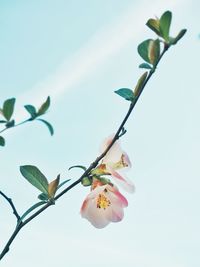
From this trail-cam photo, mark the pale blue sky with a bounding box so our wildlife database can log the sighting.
[1,1,200,267]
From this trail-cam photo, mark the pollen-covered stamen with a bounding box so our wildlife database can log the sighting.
[96,192,111,209]
[121,154,129,167]
[112,154,129,169]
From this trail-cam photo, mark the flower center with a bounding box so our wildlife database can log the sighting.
[96,193,111,209]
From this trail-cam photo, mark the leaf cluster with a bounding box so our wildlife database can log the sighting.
[20,165,70,200]
[0,96,54,147]
[115,11,186,102]
[24,96,54,135]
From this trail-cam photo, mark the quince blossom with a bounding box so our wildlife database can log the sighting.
[81,180,128,229]
[80,135,135,228]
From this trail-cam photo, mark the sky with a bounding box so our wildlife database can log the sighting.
[0,0,200,266]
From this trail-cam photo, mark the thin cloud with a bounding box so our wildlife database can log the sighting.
[16,0,185,119]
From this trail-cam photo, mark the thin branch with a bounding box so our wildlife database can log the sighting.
[0,44,169,261]
[0,119,30,135]
[0,191,20,221]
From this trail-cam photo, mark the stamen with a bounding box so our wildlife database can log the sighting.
[113,154,128,169]
[121,154,128,167]
[96,193,111,209]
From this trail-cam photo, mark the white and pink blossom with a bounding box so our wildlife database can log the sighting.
[80,135,135,228]
[99,135,135,193]
[81,183,128,229]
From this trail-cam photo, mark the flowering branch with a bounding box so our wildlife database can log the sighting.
[0,10,186,262]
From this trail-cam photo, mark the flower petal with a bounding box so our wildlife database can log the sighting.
[80,184,128,228]
[113,189,128,207]
[111,205,124,222]
[81,198,111,228]
[107,166,135,193]
[107,184,128,207]
[100,135,123,163]
[122,152,132,168]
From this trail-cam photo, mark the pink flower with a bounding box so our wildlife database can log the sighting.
[99,135,135,193]
[80,135,135,228]
[81,182,128,229]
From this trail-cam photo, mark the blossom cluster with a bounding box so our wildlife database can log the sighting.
[80,136,135,228]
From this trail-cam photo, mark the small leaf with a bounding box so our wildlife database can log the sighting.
[48,175,60,198]
[37,119,54,136]
[146,18,161,36]
[20,165,49,194]
[137,39,153,64]
[18,201,46,224]
[114,88,135,101]
[68,165,87,171]
[139,63,152,70]
[81,176,92,186]
[24,105,37,119]
[3,98,16,121]
[159,11,172,41]
[169,29,187,45]
[134,72,148,97]
[0,136,5,146]
[148,39,160,65]
[37,96,50,116]
[38,193,49,201]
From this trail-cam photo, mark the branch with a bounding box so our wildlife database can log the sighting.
[0,119,30,135]
[0,191,20,221]
[0,95,53,142]
[0,44,170,261]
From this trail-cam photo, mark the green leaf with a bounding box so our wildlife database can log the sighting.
[0,136,5,146]
[159,11,172,41]
[169,29,187,45]
[37,119,54,136]
[134,72,148,97]
[114,88,135,101]
[81,176,92,186]
[139,63,152,70]
[2,98,16,121]
[20,165,49,194]
[24,105,37,118]
[19,201,46,223]
[148,39,160,65]
[137,39,153,64]
[37,96,50,116]
[146,18,161,36]
[38,193,49,201]
[68,165,87,171]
